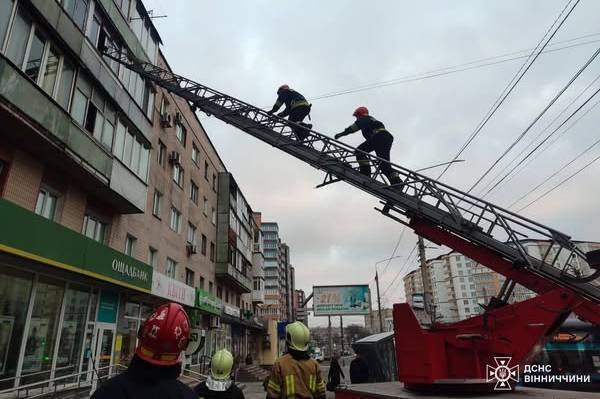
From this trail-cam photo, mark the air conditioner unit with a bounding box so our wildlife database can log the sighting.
[186,244,197,256]
[175,111,183,123]
[160,112,172,128]
[168,151,180,165]
[210,316,221,329]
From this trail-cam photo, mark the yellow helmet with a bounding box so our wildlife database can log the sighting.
[286,321,310,352]
[210,349,234,380]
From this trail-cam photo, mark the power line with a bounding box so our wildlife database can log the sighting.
[437,0,580,180]
[468,42,600,194]
[479,81,600,199]
[380,228,406,277]
[510,134,600,210]
[382,244,419,298]
[474,73,600,198]
[516,150,600,212]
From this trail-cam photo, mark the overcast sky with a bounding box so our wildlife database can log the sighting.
[142,0,600,327]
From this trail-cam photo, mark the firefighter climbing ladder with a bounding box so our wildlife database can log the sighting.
[105,50,600,317]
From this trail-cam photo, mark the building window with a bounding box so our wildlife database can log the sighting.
[125,234,136,257]
[60,0,89,31]
[187,223,197,245]
[166,258,177,279]
[211,208,216,225]
[212,174,217,191]
[175,123,186,146]
[152,190,162,218]
[210,242,215,262]
[172,163,184,187]
[157,140,166,168]
[170,207,181,233]
[0,1,16,51]
[204,161,209,180]
[199,276,205,290]
[82,214,108,243]
[203,197,208,216]
[185,268,194,287]
[148,247,157,268]
[190,181,199,205]
[113,119,149,180]
[192,143,199,165]
[209,281,214,294]
[201,234,207,256]
[0,159,8,194]
[34,188,58,221]
[217,286,222,299]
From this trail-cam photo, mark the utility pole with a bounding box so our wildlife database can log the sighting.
[375,270,383,333]
[418,236,434,323]
[339,316,344,354]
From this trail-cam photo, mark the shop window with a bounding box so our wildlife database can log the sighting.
[34,188,59,221]
[20,276,65,385]
[0,267,33,389]
[82,213,108,243]
[55,284,90,379]
[116,301,140,366]
[166,258,177,279]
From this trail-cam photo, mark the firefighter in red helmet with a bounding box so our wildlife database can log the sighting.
[268,85,313,142]
[91,303,196,399]
[335,107,401,185]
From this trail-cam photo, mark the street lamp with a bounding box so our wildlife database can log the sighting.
[374,255,404,333]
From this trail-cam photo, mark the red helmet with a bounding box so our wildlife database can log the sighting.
[353,106,369,117]
[277,84,290,94]
[135,303,190,366]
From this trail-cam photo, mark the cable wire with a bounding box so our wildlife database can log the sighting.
[382,244,419,297]
[437,0,580,180]
[380,228,406,277]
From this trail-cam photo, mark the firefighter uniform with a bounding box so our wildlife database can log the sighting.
[269,86,312,141]
[335,107,401,185]
[266,353,326,398]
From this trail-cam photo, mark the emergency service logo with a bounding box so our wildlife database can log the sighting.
[486,357,519,391]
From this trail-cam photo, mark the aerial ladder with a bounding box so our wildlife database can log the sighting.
[105,49,600,393]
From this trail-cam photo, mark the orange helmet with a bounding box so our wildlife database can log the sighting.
[353,106,369,117]
[277,84,290,94]
[135,303,190,366]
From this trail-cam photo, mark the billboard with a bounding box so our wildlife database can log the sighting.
[313,285,371,316]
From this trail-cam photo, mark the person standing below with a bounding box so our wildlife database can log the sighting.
[327,354,345,392]
[268,85,313,142]
[266,321,326,398]
[194,349,245,398]
[349,352,369,384]
[91,303,195,399]
[335,106,401,185]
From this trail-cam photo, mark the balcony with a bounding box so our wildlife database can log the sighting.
[215,263,252,293]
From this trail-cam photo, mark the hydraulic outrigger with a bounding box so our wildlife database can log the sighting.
[105,48,600,393]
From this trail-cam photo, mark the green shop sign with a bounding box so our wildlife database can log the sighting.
[195,289,223,316]
[0,199,152,292]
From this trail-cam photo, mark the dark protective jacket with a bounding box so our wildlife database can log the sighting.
[271,89,309,116]
[343,115,388,140]
[328,358,345,386]
[194,378,245,399]
[91,355,196,399]
[266,351,326,398]
[349,357,369,384]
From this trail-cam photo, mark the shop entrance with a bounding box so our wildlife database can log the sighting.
[93,323,115,379]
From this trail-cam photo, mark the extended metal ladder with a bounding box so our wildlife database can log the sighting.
[104,50,600,309]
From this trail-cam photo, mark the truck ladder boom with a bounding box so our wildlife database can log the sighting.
[105,50,600,320]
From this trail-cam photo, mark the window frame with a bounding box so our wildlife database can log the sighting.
[169,206,181,233]
[152,189,162,218]
[125,234,137,257]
